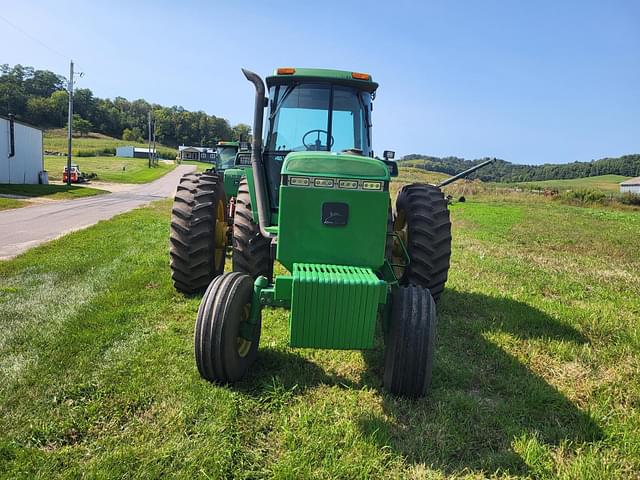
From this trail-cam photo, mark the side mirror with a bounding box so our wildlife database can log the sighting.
[383,150,395,160]
[383,160,398,177]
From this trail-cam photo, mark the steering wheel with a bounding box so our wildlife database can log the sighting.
[302,129,334,151]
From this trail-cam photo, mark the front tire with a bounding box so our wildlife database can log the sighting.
[170,171,228,294]
[194,272,261,383]
[383,285,436,397]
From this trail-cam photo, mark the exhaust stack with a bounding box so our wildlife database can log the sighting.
[241,68,274,239]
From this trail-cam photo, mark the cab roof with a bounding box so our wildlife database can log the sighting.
[266,67,378,93]
[216,141,239,147]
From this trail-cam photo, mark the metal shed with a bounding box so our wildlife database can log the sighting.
[116,146,156,158]
[0,115,44,184]
[620,177,640,195]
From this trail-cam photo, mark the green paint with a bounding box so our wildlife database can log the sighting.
[282,151,390,180]
[223,168,244,198]
[289,263,385,349]
[276,182,389,271]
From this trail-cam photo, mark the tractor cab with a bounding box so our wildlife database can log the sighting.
[260,68,383,208]
[215,141,239,170]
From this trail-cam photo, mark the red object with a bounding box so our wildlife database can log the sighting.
[63,167,80,183]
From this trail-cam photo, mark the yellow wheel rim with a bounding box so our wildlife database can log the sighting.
[236,304,252,358]
[214,199,228,268]
[392,209,408,280]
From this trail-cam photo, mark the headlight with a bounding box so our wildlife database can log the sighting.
[362,181,382,191]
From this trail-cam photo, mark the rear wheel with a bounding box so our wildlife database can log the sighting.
[194,272,261,383]
[232,178,273,280]
[393,183,452,302]
[383,285,436,397]
[170,171,228,294]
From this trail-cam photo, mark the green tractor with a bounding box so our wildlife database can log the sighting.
[214,140,252,199]
[171,67,477,396]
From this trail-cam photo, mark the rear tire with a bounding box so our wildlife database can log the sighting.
[194,272,261,383]
[383,285,436,397]
[232,178,273,280]
[170,171,228,294]
[394,184,452,302]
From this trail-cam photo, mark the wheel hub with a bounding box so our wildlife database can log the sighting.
[237,304,252,358]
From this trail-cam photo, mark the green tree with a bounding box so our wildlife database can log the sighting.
[71,114,92,136]
[122,127,143,143]
[232,123,252,142]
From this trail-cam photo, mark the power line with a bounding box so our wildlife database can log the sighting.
[0,13,70,61]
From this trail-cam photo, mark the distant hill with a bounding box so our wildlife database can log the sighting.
[400,154,640,183]
[514,174,630,193]
[44,129,176,158]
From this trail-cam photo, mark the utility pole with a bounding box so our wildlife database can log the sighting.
[148,111,152,168]
[152,117,157,166]
[66,60,74,186]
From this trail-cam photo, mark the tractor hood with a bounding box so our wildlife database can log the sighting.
[281,151,390,181]
[276,151,390,271]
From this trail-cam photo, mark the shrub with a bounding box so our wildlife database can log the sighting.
[560,189,606,203]
[619,193,640,206]
[97,147,116,156]
[157,147,177,159]
[76,149,96,157]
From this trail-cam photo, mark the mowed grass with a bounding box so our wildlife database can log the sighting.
[1,193,640,477]
[0,183,107,200]
[514,174,631,193]
[178,160,215,173]
[0,197,28,210]
[45,156,175,184]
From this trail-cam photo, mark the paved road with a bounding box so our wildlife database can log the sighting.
[0,165,194,260]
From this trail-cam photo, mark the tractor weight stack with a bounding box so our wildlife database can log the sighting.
[170,171,228,293]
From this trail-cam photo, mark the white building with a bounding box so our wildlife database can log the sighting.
[116,146,156,158]
[0,115,44,184]
[178,145,216,162]
[620,177,640,195]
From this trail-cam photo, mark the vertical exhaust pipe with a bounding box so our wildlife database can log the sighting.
[241,68,274,239]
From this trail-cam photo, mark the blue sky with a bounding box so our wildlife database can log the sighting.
[1,0,638,164]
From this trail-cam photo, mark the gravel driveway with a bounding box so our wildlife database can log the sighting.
[0,165,194,259]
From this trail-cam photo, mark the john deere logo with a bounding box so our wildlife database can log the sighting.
[322,202,348,227]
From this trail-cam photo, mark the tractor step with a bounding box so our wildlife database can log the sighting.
[290,263,386,349]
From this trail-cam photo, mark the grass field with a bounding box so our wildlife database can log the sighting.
[44,130,177,158]
[178,160,215,173]
[1,182,639,477]
[0,197,28,210]
[45,156,175,184]
[0,183,107,200]
[514,174,631,193]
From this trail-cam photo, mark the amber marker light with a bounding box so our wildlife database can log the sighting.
[351,72,370,80]
[277,67,296,75]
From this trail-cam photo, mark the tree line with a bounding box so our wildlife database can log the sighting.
[401,154,640,182]
[0,64,251,147]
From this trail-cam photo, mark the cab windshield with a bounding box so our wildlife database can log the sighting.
[265,84,372,155]
[262,82,374,208]
[216,146,237,169]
